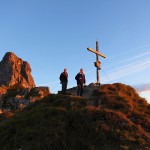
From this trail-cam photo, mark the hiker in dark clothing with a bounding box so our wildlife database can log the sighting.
[59,68,68,94]
[75,68,86,96]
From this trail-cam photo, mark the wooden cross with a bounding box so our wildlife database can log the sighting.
[87,41,106,85]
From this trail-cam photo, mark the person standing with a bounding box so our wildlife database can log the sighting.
[75,68,86,96]
[59,68,68,95]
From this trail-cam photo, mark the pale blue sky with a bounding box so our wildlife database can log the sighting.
[0,0,150,100]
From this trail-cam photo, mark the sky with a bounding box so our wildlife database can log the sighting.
[0,0,150,102]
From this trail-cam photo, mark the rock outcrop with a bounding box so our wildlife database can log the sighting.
[0,52,35,88]
[64,83,99,98]
[0,52,51,111]
[1,86,50,110]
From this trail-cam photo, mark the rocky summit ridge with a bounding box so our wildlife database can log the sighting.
[0,83,150,149]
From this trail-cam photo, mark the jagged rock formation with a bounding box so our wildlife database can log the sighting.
[0,52,35,88]
[0,52,51,110]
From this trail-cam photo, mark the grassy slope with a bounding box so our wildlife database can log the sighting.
[0,83,150,150]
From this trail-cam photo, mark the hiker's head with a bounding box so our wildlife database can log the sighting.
[64,68,67,73]
[80,68,84,74]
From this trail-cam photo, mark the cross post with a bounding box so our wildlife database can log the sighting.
[87,41,106,85]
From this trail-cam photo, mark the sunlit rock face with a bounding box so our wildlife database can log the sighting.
[0,52,51,111]
[0,52,35,88]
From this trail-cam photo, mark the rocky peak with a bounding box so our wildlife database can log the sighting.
[2,52,19,62]
[0,52,35,88]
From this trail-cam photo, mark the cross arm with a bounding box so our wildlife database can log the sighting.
[87,47,106,58]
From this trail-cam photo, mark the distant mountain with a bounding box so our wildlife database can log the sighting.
[0,83,150,149]
[134,84,150,92]
[0,52,35,88]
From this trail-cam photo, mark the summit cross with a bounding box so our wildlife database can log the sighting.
[87,41,106,85]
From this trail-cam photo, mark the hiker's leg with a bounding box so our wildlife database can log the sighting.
[80,84,83,96]
[64,82,67,94]
[77,84,81,96]
[62,82,66,94]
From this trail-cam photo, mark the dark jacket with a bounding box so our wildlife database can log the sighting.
[60,72,68,82]
[75,73,86,85]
